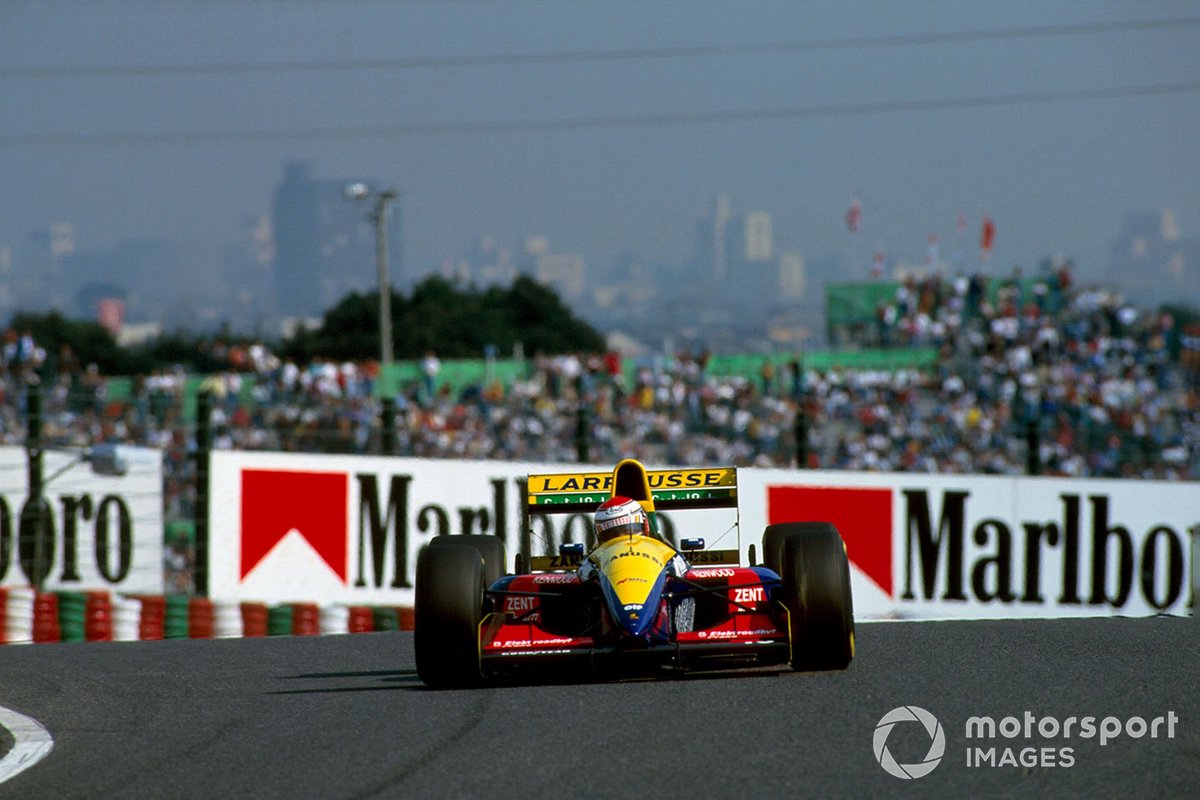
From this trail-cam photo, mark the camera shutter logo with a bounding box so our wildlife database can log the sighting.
[873,706,945,779]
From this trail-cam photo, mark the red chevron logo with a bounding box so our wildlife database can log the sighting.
[766,484,893,596]
[240,469,349,582]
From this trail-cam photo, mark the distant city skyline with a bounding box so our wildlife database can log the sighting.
[3,157,1193,354]
[2,1,1198,337]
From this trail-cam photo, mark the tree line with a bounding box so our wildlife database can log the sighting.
[9,275,606,377]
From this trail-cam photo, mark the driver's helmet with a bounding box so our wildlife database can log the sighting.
[593,496,650,544]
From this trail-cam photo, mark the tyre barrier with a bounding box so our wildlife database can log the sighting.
[4,588,35,644]
[112,595,143,642]
[188,598,216,639]
[85,591,114,642]
[242,602,269,637]
[292,603,320,636]
[0,588,412,644]
[33,592,61,644]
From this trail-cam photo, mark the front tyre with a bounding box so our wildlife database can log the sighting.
[415,543,484,688]
[762,521,834,575]
[780,526,855,671]
[429,534,507,589]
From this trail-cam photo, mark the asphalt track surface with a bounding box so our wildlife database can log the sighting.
[1,617,1197,799]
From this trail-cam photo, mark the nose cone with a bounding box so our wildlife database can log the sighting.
[599,556,669,638]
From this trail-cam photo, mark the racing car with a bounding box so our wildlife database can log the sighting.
[414,458,854,687]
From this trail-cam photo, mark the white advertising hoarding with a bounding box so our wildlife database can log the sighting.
[208,451,1197,619]
[740,469,1197,619]
[0,445,164,594]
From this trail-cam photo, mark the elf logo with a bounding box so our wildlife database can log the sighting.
[766,485,1190,612]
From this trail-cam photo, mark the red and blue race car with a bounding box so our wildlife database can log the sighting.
[415,458,855,687]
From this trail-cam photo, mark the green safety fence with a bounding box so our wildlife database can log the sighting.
[703,349,939,375]
[97,345,939,418]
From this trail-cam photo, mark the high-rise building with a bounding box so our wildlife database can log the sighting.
[272,161,400,319]
[778,251,806,299]
[741,210,773,263]
[518,236,588,302]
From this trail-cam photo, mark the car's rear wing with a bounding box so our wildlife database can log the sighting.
[520,459,740,572]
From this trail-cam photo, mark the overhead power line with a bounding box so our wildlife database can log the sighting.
[3,15,1199,79]
[3,81,1197,148]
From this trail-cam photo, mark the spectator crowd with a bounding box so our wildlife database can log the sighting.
[1,268,1197,566]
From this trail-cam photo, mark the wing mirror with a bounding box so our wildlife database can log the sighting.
[680,538,705,551]
[559,542,585,557]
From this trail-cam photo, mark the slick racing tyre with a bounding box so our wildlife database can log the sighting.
[763,521,836,575]
[430,534,507,589]
[780,525,855,671]
[415,543,484,688]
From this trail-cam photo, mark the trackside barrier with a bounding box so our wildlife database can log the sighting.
[213,600,244,638]
[241,602,269,637]
[372,607,399,631]
[33,593,60,643]
[165,595,190,639]
[268,604,294,636]
[112,596,142,641]
[0,591,413,644]
[85,592,114,642]
[137,596,166,640]
[188,598,216,639]
[5,588,34,644]
[58,591,87,643]
[292,603,320,636]
[348,606,374,633]
[319,605,349,635]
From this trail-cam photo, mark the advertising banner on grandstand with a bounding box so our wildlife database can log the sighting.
[210,451,1196,618]
[0,445,164,594]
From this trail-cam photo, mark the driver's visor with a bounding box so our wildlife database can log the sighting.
[595,514,645,542]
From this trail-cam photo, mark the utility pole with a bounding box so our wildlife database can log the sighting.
[345,183,398,369]
[371,189,397,367]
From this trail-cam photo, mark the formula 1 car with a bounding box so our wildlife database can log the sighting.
[414,458,854,687]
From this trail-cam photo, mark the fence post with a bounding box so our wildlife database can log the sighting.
[793,406,809,469]
[574,403,590,463]
[381,396,397,454]
[194,390,213,597]
[1025,418,1041,476]
[20,383,53,591]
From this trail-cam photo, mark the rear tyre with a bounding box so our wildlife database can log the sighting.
[780,526,855,671]
[415,543,484,688]
[430,534,507,588]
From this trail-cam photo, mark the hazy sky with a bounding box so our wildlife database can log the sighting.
[3,0,1199,304]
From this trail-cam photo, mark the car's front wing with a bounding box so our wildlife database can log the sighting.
[478,569,792,678]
